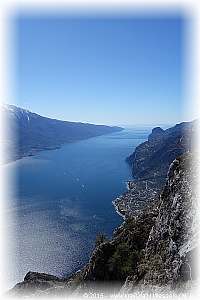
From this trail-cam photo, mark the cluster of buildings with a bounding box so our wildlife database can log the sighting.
[113,179,160,218]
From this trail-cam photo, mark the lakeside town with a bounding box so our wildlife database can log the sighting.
[112,176,166,218]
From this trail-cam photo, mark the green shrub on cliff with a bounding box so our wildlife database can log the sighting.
[109,243,141,280]
[94,232,108,248]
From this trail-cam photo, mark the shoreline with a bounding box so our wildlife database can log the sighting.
[112,177,163,218]
[111,200,126,220]
[3,130,124,165]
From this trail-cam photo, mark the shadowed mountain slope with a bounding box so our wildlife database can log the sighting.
[2,103,123,163]
[125,120,198,180]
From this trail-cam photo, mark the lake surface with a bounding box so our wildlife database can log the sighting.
[2,126,153,291]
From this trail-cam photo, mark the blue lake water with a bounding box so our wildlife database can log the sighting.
[2,126,153,291]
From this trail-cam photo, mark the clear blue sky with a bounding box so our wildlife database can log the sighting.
[13,13,186,125]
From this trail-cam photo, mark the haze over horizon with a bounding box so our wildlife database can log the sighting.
[5,10,198,125]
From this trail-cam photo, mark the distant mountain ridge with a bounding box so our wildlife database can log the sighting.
[2,103,123,163]
[125,120,198,180]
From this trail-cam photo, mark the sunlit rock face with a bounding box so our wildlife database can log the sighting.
[138,152,199,286]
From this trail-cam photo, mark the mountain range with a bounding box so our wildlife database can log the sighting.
[1,103,123,163]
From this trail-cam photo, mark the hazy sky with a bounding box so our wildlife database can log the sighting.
[14,13,186,125]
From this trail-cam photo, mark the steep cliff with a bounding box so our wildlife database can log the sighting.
[126,120,198,180]
[119,152,199,297]
[140,153,199,285]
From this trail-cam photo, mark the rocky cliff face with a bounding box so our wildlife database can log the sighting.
[6,153,199,298]
[126,120,198,180]
[118,152,199,297]
[138,153,199,285]
[148,127,165,141]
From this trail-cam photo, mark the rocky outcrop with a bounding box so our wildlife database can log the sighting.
[148,127,164,141]
[5,272,69,298]
[138,152,199,286]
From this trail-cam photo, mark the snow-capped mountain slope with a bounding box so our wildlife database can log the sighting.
[1,103,123,163]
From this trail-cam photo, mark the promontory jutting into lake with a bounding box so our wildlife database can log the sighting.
[2,104,158,291]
